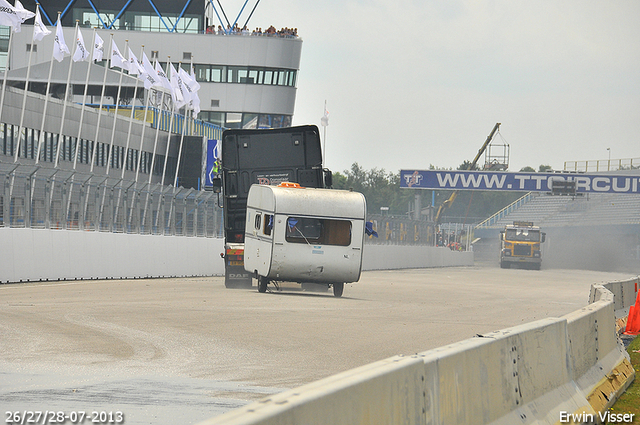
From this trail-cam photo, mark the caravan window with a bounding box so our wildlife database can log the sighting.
[285,217,351,246]
[254,213,262,230]
[264,214,273,236]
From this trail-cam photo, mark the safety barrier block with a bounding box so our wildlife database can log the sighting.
[199,355,427,425]
[197,280,638,425]
[417,318,591,425]
[565,285,634,414]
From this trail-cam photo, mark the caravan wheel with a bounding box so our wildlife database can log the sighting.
[258,276,268,293]
[333,283,344,298]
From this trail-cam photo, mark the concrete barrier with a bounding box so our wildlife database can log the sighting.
[199,279,637,425]
[0,228,225,283]
[0,228,473,283]
[591,277,640,314]
[362,244,474,270]
[567,285,635,415]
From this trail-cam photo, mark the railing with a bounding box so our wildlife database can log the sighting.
[564,157,640,172]
[475,192,535,228]
[0,165,224,237]
[85,104,224,140]
[1,166,445,248]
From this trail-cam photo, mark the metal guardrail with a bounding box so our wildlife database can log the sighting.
[0,165,224,237]
[1,165,445,247]
[475,191,534,228]
[564,157,640,172]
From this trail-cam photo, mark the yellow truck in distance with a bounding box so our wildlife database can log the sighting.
[500,221,546,270]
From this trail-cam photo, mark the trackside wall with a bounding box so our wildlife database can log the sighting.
[0,228,225,283]
[0,228,473,283]
[362,245,474,270]
[199,279,638,425]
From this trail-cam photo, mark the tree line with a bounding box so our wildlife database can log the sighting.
[332,162,552,224]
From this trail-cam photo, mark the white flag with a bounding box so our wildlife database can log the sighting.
[13,0,33,30]
[92,32,104,62]
[110,40,127,70]
[32,7,50,42]
[189,65,201,91]
[179,66,201,115]
[190,66,201,115]
[0,0,23,30]
[142,52,160,90]
[178,67,194,104]
[72,28,90,62]
[154,61,172,91]
[52,17,70,62]
[169,63,186,108]
[127,47,145,77]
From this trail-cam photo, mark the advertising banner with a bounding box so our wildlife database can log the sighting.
[203,139,220,190]
[400,170,640,194]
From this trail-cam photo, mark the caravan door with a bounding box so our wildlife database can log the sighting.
[244,187,276,278]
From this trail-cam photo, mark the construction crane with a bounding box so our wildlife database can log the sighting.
[433,123,501,225]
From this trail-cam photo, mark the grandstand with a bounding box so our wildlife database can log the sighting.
[477,192,640,229]
[474,176,640,272]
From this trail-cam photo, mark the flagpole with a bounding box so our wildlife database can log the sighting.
[174,63,192,187]
[121,45,144,180]
[90,33,112,173]
[148,60,168,186]
[160,58,175,186]
[148,90,164,186]
[53,20,79,168]
[68,27,95,229]
[122,46,146,230]
[109,40,131,231]
[0,0,33,126]
[35,11,60,165]
[134,89,152,181]
[160,101,176,186]
[146,86,166,231]
[64,21,92,227]
[0,29,15,125]
[13,23,37,162]
[106,39,128,175]
[130,78,153,230]
[147,59,172,231]
[135,49,154,183]
[72,28,96,169]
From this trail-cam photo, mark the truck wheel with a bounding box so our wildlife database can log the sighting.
[333,283,344,298]
[258,276,268,293]
[500,261,508,269]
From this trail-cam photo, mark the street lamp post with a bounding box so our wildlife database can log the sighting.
[607,148,611,171]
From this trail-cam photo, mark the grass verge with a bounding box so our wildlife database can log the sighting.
[605,335,639,424]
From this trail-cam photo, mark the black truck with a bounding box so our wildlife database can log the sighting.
[217,125,331,288]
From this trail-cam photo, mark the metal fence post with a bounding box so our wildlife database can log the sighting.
[79,180,86,231]
[2,172,9,227]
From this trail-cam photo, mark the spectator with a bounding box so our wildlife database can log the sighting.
[208,23,298,38]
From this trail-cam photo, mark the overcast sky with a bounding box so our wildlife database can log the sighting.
[225,0,639,175]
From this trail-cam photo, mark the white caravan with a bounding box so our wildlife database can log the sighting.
[244,183,367,297]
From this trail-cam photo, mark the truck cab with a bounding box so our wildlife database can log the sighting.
[500,221,546,270]
[218,125,331,288]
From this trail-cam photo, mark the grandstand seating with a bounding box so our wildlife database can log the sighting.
[478,192,640,229]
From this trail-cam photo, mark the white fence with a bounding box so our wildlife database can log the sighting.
[0,228,473,283]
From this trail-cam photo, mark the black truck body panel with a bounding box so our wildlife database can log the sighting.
[221,125,326,287]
